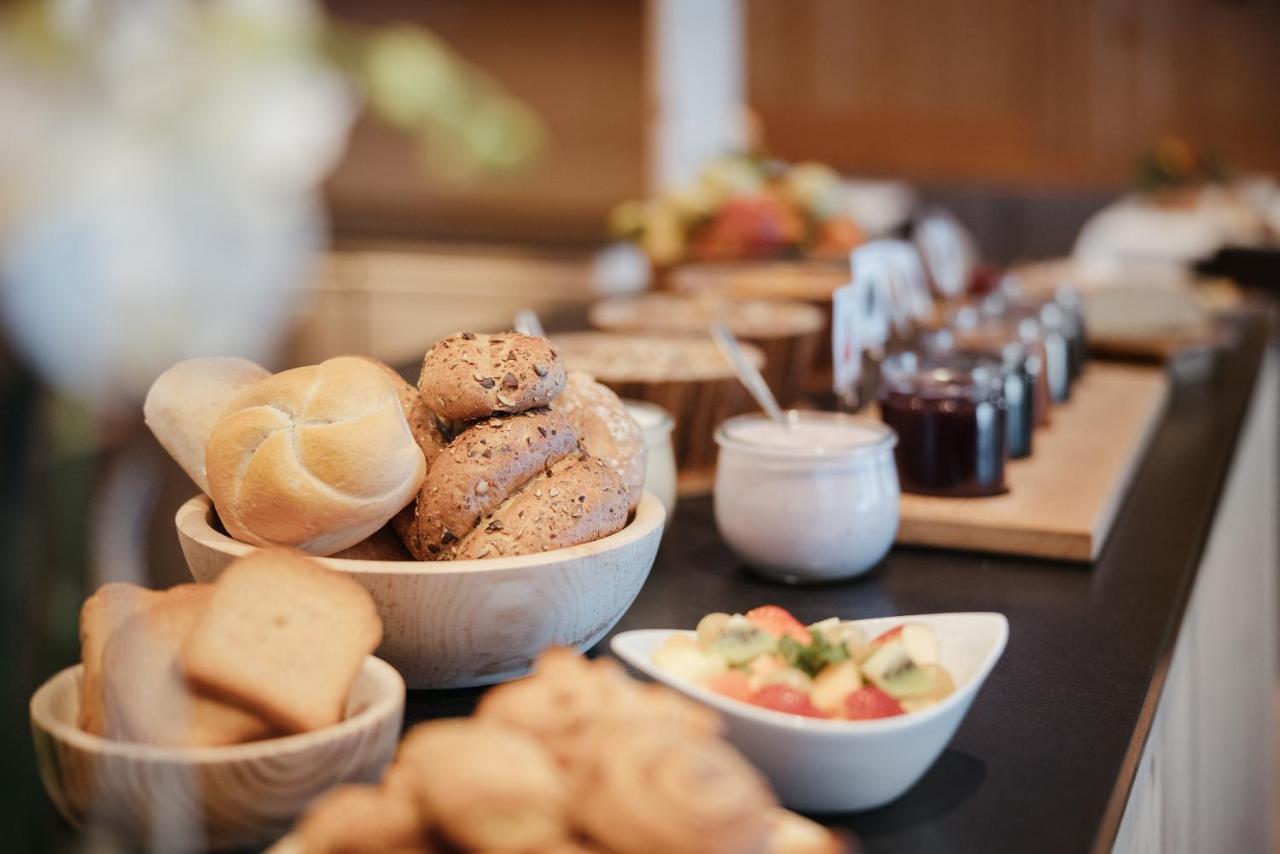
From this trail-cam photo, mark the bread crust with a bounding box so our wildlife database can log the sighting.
[205,356,427,556]
[418,332,566,421]
[453,454,629,560]
[396,410,578,560]
[551,371,646,511]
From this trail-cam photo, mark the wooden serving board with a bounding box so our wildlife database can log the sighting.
[896,362,1170,562]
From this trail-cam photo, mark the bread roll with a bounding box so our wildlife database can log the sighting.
[418,332,566,421]
[396,410,578,560]
[205,356,427,556]
[144,357,270,493]
[551,371,646,510]
[452,454,629,560]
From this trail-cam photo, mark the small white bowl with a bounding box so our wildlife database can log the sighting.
[30,657,404,850]
[611,612,1008,812]
[176,492,665,689]
[714,412,899,582]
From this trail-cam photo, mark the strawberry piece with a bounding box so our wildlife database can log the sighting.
[745,605,811,644]
[707,670,752,702]
[746,685,828,718]
[844,685,905,720]
[870,625,904,646]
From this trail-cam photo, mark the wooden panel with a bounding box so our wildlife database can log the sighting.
[323,0,646,242]
[896,363,1169,560]
[1111,351,1276,854]
[749,0,1280,187]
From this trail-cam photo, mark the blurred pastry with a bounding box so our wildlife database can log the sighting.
[295,784,429,854]
[395,719,570,852]
[571,721,776,854]
[550,371,647,511]
[418,332,566,421]
[205,356,427,556]
[589,293,824,406]
[78,583,164,735]
[143,357,270,493]
[476,648,717,767]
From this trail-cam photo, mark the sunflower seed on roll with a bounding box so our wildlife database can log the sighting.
[395,409,578,560]
[418,331,566,422]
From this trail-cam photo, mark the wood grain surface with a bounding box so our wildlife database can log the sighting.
[176,493,666,689]
[896,363,1170,561]
[30,660,404,851]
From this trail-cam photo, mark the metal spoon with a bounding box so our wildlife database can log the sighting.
[709,322,789,427]
[514,309,546,337]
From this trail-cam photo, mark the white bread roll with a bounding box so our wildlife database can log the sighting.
[206,356,427,556]
[143,357,270,493]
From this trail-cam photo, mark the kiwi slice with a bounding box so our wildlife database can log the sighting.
[711,616,777,666]
[861,639,938,700]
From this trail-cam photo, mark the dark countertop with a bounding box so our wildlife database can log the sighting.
[407,314,1272,854]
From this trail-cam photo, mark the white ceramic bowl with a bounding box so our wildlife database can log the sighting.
[713,412,899,582]
[30,657,404,850]
[612,612,1008,812]
[176,492,665,689]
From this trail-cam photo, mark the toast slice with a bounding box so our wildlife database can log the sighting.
[180,549,383,732]
[101,585,274,746]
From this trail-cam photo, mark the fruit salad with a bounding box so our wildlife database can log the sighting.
[653,606,955,721]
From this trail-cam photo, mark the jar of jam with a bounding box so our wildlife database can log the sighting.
[950,307,1051,428]
[919,329,1034,460]
[879,351,1008,497]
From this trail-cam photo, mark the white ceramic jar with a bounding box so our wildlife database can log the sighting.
[714,412,899,581]
[624,400,677,518]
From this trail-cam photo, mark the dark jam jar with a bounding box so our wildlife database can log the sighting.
[879,352,1008,497]
[919,329,1034,460]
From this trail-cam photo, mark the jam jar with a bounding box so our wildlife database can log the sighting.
[878,351,1008,497]
[950,307,1051,428]
[920,329,1034,460]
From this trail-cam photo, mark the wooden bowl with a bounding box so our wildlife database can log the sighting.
[175,492,666,689]
[30,658,404,851]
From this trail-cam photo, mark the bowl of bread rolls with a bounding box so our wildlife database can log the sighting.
[30,549,405,851]
[154,332,665,689]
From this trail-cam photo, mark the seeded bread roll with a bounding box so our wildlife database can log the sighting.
[418,332,566,421]
[453,454,628,560]
[205,356,427,556]
[396,410,579,560]
[551,371,646,511]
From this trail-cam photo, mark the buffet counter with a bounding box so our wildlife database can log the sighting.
[408,314,1277,854]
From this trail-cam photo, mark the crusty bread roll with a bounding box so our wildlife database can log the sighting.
[396,410,579,560]
[551,371,647,511]
[143,357,270,493]
[418,332,566,421]
[453,454,629,560]
[205,356,427,556]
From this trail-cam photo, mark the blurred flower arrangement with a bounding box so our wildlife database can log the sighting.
[1134,135,1227,200]
[0,0,544,414]
[610,154,866,267]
